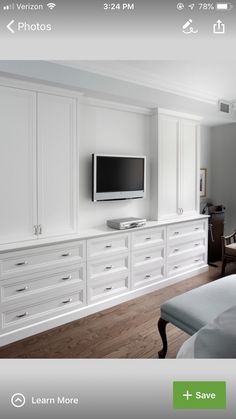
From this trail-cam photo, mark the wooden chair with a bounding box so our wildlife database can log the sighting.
[221,231,236,276]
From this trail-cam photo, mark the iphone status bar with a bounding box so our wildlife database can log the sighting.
[0,1,235,59]
[0,1,234,36]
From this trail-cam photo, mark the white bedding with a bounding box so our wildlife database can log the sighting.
[177,304,236,358]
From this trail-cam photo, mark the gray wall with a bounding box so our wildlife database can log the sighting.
[211,123,236,234]
[193,123,236,235]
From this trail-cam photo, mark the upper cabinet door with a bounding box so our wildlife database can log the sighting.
[0,86,37,244]
[180,119,199,217]
[37,93,77,237]
[158,114,180,220]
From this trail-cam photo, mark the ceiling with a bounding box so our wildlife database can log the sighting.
[55,60,236,106]
[52,60,236,125]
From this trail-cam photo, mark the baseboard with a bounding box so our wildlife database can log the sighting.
[0,264,208,348]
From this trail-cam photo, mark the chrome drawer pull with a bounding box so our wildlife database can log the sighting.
[16,286,29,293]
[62,275,72,281]
[15,261,28,266]
[62,298,72,304]
[194,258,200,262]
[174,232,179,235]
[173,249,179,252]
[105,244,112,249]
[145,274,151,279]
[105,286,113,291]
[194,243,200,247]
[61,252,72,257]
[145,256,151,260]
[173,265,179,269]
[145,237,151,241]
[16,312,28,319]
[194,227,200,231]
[105,265,113,271]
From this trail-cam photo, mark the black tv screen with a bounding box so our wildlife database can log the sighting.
[92,154,146,201]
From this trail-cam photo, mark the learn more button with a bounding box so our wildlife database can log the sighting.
[173,381,226,410]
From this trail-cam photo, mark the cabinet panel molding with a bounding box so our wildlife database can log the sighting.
[156,109,201,221]
[37,93,77,237]
[0,86,37,244]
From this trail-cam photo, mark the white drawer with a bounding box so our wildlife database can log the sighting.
[167,220,207,242]
[88,254,129,281]
[0,264,86,304]
[132,263,165,289]
[167,238,206,259]
[168,253,206,277]
[132,227,165,250]
[132,246,164,269]
[0,241,85,278]
[88,274,130,304]
[87,234,129,259]
[1,287,85,331]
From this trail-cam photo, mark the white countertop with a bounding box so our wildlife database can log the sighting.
[0,215,209,253]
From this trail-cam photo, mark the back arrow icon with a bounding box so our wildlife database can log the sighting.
[7,20,15,34]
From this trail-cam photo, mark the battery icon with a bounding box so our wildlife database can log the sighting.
[216,3,233,10]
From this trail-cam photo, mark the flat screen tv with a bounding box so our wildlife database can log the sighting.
[92,154,146,201]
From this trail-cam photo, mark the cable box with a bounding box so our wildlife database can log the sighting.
[107,217,147,230]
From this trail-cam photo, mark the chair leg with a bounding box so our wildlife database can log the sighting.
[157,317,169,359]
[221,257,227,276]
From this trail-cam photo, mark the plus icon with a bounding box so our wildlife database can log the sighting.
[183,390,193,401]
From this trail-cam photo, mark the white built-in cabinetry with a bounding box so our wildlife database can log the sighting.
[131,227,166,289]
[87,234,130,304]
[153,109,200,221]
[37,93,77,237]
[0,86,37,244]
[0,79,208,348]
[0,217,208,347]
[0,85,77,245]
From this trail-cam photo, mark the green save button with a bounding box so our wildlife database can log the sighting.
[173,381,226,410]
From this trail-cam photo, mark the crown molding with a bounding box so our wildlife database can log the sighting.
[80,96,153,115]
[0,76,84,99]
[158,108,202,121]
[55,61,223,106]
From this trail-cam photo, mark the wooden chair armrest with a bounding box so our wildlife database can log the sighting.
[221,230,236,247]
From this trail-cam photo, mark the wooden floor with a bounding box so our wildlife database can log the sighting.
[0,262,232,359]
